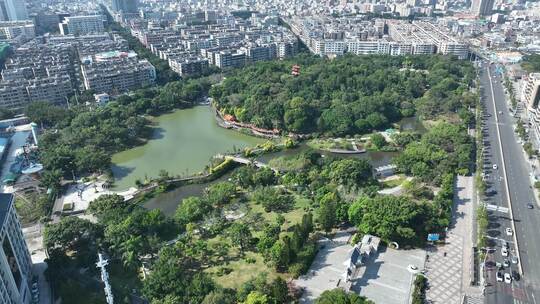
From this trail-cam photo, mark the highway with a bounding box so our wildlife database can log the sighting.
[480,61,540,304]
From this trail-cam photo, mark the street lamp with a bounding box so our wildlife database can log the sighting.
[69,161,76,182]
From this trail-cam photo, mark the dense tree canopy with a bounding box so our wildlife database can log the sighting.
[522,54,540,73]
[394,122,474,183]
[87,194,127,218]
[0,106,14,120]
[252,186,294,213]
[210,54,474,136]
[26,101,70,127]
[205,181,237,207]
[142,238,216,303]
[324,158,374,189]
[44,216,101,252]
[315,289,372,304]
[175,196,212,226]
[348,195,437,245]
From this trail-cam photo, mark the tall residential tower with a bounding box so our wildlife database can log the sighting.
[0,193,33,304]
[112,0,138,13]
[471,0,494,16]
[1,0,27,21]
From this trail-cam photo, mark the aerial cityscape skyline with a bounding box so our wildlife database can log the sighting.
[0,0,538,303]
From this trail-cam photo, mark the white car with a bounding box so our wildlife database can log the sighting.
[506,228,513,236]
[407,265,419,273]
[493,164,498,170]
[504,273,512,284]
[496,271,503,282]
[511,256,519,264]
[502,247,509,257]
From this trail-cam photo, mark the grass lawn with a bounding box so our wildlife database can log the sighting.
[15,195,41,225]
[205,194,311,288]
[423,114,460,128]
[206,251,281,289]
[248,195,311,233]
[307,138,355,151]
[380,175,407,188]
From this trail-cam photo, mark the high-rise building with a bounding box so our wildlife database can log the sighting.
[111,0,138,13]
[59,15,104,36]
[0,20,35,40]
[1,0,28,21]
[0,193,33,304]
[81,58,156,94]
[471,0,494,16]
[524,73,540,108]
[524,73,540,148]
[0,2,7,21]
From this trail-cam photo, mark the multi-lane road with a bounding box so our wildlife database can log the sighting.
[479,61,540,304]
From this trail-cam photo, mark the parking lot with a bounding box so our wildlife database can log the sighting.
[296,231,352,303]
[295,230,425,304]
[351,247,425,304]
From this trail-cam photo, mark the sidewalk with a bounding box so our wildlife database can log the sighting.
[425,176,483,304]
[23,224,52,304]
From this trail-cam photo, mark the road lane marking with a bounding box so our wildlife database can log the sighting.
[487,66,523,275]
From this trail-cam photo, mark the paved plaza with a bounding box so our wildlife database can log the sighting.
[351,247,425,304]
[425,230,464,303]
[296,230,425,304]
[296,231,352,303]
[425,175,483,304]
[53,178,137,217]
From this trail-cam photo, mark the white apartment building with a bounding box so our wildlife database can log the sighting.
[0,81,27,109]
[0,75,73,110]
[169,57,209,76]
[438,42,469,59]
[388,20,469,59]
[523,73,540,107]
[81,58,156,94]
[214,51,246,69]
[0,193,33,304]
[59,15,104,36]
[26,75,72,104]
[0,20,34,40]
[346,40,390,55]
[389,42,413,55]
[524,73,540,148]
[293,18,468,59]
[323,40,346,55]
[277,41,298,59]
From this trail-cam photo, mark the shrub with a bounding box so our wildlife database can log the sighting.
[216,267,233,277]
[288,263,305,278]
[411,275,427,304]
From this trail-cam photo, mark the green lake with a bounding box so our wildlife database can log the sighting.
[111,106,264,190]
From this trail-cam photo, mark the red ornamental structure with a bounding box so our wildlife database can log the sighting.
[291,64,300,76]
